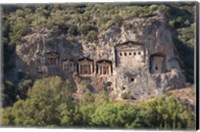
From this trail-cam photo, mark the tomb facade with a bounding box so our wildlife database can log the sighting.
[45,52,59,66]
[150,53,166,73]
[62,59,76,72]
[97,60,112,76]
[16,14,186,101]
[78,58,94,76]
[115,41,146,69]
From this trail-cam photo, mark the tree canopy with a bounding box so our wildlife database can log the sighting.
[1,76,195,128]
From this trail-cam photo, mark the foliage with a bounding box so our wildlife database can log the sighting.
[2,76,76,127]
[173,37,194,83]
[78,103,95,127]
[2,80,17,107]
[111,15,123,26]
[67,24,78,36]
[78,24,98,35]
[18,79,33,99]
[2,17,15,72]
[1,3,195,128]
[86,31,98,42]
[121,92,132,100]
[2,3,195,84]
[177,24,195,48]
[138,96,195,129]
[90,95,195,129]
[156,4,195,83]
[1,84,195,129]
[94,91,109,106]
[91,103,127,128]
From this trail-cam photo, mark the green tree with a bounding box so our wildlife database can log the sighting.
[1,76,76,127]
[2,80,17,107]
[18,79,33,99]
[91,103,126,128]
[136,96,195,129]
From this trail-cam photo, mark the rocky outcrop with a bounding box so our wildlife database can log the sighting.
[15,13,186,101]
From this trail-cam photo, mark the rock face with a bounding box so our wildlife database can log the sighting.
[15,13,186,100]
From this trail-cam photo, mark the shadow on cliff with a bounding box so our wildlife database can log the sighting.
[2,49,31,107]
[173,37,194,83]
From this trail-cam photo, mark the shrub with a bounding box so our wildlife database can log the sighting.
[18,79,33,99]
[2,76,77,127]
[78,24,98,34]
[2,80,17,107]
[86,31,98,42]
[67,24,78,36]
[91,103,127,128]
[121,92,132,100]
[149,5,158,11]
[112,15,123,25]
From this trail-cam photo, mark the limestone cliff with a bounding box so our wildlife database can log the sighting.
[15,13,186,101]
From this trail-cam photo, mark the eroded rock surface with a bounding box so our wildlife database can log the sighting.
[15,14,186,100]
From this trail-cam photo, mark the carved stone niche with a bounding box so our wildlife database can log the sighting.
[115,41,145,68]
[96,59,112,76]
[45,52,59,66]
[62,59,76,72]
[128,75,137,83]
[78,57,94,76]
[150,53,166,73]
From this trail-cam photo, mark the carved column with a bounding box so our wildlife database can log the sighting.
[146,49,150,72]
[109,65,111,75]
[103,66,106,74]
[106,66,108,75]
[97,64,99,74]
[79,64,81,74]
[90,63,93,74]
[99,65,101,75]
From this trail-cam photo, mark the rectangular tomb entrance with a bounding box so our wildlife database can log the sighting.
[62,59,76,72]
[45,52,59,66]
[97,60,112,76]
[150,53,166,73]
[78,58,94,76]
[115,41,145,69]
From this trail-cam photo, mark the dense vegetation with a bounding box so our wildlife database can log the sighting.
[1,3,196,128]
[1,76,195,128]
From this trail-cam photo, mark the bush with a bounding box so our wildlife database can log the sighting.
[149,5,158,11]
[67,24,78,36]
[2,80,17,107]
[91,103,127,128]
[121,92,132,100]
[2,76,76,127]
[90,96,195,129]
[9,20,30,46]
[1,81,195,129]
[86,31,98,42]
[18,79,33,99]
[78,24,98,34]
[2,4,195,128]
[112,15,123,25]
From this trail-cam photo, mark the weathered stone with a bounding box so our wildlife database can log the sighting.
[15,13,186,101]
